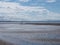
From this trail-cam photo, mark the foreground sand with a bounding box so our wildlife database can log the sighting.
[0,40,14,45]
[0,24,60,45]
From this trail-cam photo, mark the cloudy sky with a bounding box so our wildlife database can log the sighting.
[0,0,60,21]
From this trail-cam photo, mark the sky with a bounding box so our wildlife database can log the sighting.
[0,0,60,21]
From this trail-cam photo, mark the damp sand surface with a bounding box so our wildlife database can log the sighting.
[0,24,60,45]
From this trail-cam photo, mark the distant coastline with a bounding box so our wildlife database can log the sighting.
[0,21,60,25]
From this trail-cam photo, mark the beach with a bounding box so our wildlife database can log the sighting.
[0,40,14,45]
[0,24,60,45]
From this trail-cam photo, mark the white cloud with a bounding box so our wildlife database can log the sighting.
[46,0,56,3]
[47,12,60,20]
[0,1,20,13]
[0,1,60,21]
[19,0,29,2]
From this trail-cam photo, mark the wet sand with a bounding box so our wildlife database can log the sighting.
[0,40,14,45]
[30,38,60,42]
[0,24,60,45]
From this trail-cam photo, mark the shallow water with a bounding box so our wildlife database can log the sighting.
[0,24,60,45]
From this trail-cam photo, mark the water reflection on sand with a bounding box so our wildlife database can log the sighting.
[0,24,60,45]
